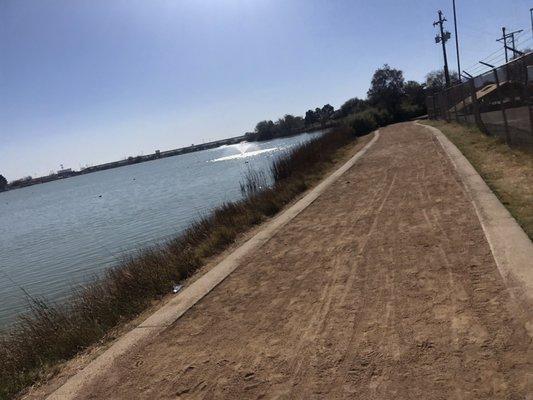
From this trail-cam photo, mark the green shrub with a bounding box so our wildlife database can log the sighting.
[350,112,377,136]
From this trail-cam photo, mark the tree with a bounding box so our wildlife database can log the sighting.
[293,116,305,130]
[0,174,7,191]
[304,109,318,126]
[244,131,256,141]
[404,81,426,109]
[339,97,367,117]
[277,114,303,134]
[255,120,277,140]
[425,69,460,92]
[401,80,427,118]
[367,64,405,117]
[319,104,334,127]
[321,104,334,118]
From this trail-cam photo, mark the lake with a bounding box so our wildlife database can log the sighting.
[0,132,321,327]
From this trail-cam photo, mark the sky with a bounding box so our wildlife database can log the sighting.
[0,0,531,181]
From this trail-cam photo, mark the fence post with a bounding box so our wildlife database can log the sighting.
[444,89,451,122]
[459,82,467,122]
[439,92,444,120]
[522,59,533,138]
[493,68,511,145]
[453,87,460,123]
[436,92,442,120]
[440,93,446,120]
[469,78,485,133]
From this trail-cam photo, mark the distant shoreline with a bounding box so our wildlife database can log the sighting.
[3,127,329,193]
[2,135,246,192]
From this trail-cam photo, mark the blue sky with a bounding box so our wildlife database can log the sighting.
[0,0,530,180]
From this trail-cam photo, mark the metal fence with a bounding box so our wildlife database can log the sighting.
[426,52,533,148]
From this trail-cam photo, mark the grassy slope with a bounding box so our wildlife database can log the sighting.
[0,127,369,400]
[423,120,533,239]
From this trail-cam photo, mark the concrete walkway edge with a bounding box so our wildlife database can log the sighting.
[46,132,381,399]
[419,122,533,335]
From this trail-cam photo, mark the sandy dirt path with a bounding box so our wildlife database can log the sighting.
[76,122,531,399]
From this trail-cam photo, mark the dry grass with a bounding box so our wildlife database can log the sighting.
[0,126,359,400]
[423,120,533,239]
[271,127,354,182]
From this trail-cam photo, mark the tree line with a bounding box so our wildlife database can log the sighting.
[245,65,454,142]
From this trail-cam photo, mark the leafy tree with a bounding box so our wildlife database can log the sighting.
[321,104,334,118]
[293,116,305,130]
[319,104,335,127]
[276,114,303,134]
[339,97,367,117]
[0,174,7,191]
[244,131,256,141]
[425,70,460,92]
[367,64,405,117]
[402,80,427,117]
[304,109,318,126]
[404,81,426,106]
[255,120,276,140]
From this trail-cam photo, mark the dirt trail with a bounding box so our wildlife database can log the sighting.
[75,122,531,399]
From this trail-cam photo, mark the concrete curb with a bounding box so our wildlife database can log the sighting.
[46,131,381,399]
[419,122,533,335]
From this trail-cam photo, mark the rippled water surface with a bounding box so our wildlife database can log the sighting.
[0,132,320,327]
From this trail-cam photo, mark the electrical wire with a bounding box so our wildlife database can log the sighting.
[461,28,533,76]
[463,35,533,77]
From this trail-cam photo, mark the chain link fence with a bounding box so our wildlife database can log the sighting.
[426,52,533,148]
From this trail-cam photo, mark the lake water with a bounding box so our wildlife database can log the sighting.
[0,132,321,328]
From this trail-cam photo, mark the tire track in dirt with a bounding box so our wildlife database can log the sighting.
[286,167,399,396]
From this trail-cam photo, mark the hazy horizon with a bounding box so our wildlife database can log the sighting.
[1,0,530,181]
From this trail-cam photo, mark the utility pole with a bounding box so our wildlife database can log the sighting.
[452,0,461,80]
[497,28,523,62]
[508,30,523,55]
[434,10,452,87]
[502,27,508,63]
[530,8,533,41]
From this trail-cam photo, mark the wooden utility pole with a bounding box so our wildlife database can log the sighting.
[434,10,451,87]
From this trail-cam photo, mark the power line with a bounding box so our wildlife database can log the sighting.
[460,29,530,72]
[461,32,532,77]
[512,33,533,50]
[464,52,507,75]
[465,53,508,76]
[462,43,509,71]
